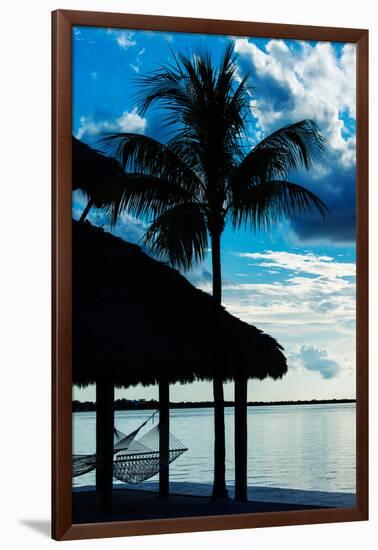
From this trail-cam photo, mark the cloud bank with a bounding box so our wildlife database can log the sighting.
[234,38,356,244]
[221,250,356,330]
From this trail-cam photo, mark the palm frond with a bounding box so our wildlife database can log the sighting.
[143,203,208,270]
[99,133,201,193]
[230,180,328,231]
[104,173,197,226]
[231,120,327,189]
[133,61,196,128]
[260,120,326,169]
[130,43,249,158]
[167,136,205,182]
[217,42,237,90]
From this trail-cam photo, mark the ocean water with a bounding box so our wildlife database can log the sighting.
[73,403,356,494]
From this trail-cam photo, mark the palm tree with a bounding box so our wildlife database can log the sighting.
[97,43,327,499]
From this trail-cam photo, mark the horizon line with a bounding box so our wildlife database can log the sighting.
[73,397,356,410]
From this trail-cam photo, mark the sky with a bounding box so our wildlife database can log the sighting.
[72,26,356,403]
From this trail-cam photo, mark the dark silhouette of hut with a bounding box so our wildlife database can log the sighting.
[73,220,287,507]
[72,136,125,222]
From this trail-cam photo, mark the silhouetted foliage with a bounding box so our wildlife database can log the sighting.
[98,44,327,271]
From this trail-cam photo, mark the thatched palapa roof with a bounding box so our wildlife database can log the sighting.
[73,220,287,388]
[72,136,124,206]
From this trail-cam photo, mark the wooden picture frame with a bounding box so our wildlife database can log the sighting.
[52,9,368,541]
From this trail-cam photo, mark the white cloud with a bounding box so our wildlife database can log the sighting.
[115,31,136,49]
[128,46,147,74]
[293,344,342,379]
[76,108,147,140]
[234,39,356,169]
[236,250,356,279]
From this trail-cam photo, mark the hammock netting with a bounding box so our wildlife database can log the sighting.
[113,424,187,484]
[72,454,97,477]
[72,412,187,484]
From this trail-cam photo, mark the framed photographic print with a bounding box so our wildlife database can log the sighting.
[52,10,368,541]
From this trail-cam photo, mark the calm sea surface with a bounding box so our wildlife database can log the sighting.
[73,403,356,493]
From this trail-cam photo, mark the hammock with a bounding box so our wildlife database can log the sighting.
[72,423,142,477]
[72,411,187,484]
[113,424,187,484]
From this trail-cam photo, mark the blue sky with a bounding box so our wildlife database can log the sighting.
[72,26,356,403]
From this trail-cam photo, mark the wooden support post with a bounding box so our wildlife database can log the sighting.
[212,377,228,498]
[159,380,170,497]
[96,378,114,512]
[235,376,248,502]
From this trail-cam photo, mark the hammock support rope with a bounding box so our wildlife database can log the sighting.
[72,411,188,484]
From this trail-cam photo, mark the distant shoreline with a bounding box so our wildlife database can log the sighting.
[72,398,356,412]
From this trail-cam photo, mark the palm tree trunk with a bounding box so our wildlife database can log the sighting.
[96,378,114,512]
[234,376,248,501]
[211,232,228,499]
[79,197,94,223]
[159,380,170,497]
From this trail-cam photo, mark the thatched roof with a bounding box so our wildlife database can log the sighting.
[73,220,287,387]
[72,137,124,206]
